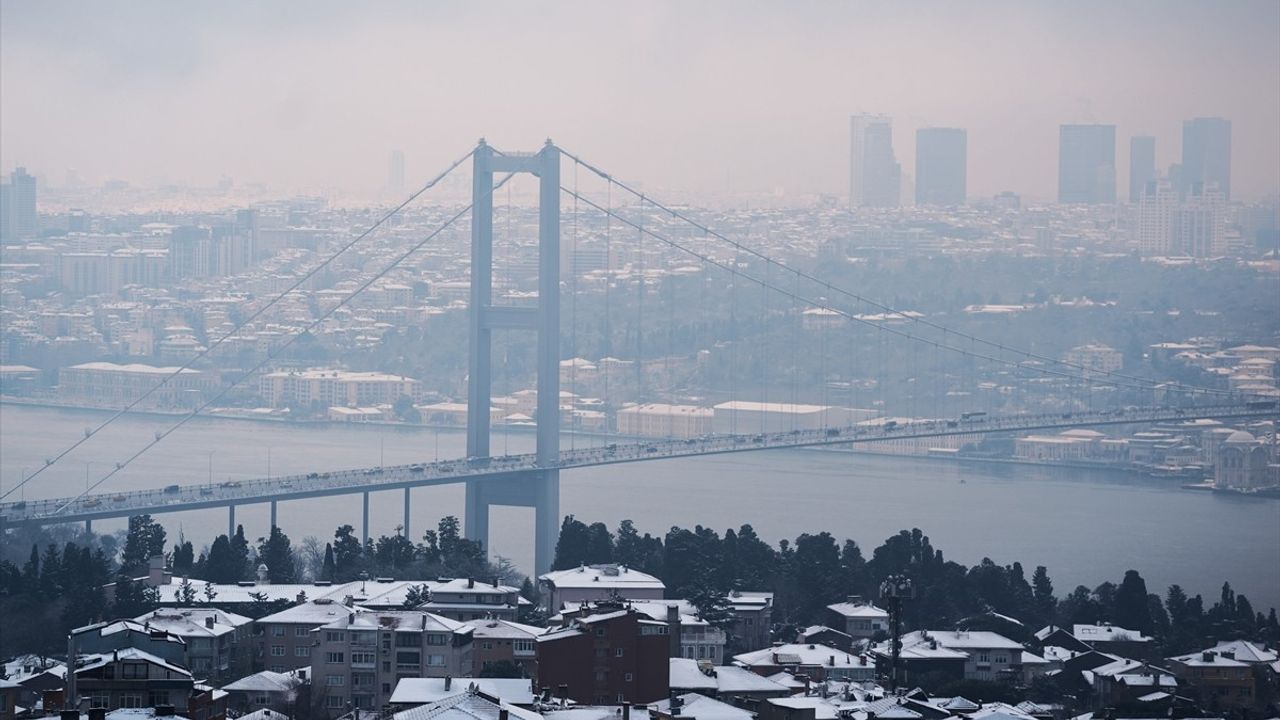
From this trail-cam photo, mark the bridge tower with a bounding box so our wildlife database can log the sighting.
[464,140,561,575]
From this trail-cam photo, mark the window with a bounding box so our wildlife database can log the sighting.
[483,642,493,650]
[272,626,286,637]
[122,663,148,679]
[120,694,144,709]
[269,645,284,656]
[326,674,345,686]
[595,628,606,637]
[977,653,990,663]
[296,646,310,657]
[698,646,705,659]
[148,692,169,708]
[326,697,345,708]
[382,661,391,672]
[396,633,420,647]
[625,673,633,682]
[296,627,310,637]
[514,640,534,655]
[994,655,1007,664]
[326,652,345,664]
[325,631,346,642]
[428,654,446,666]
[617,694,626,703]
[252,695,269,706]
[616,647,625,657]
[396,651,420,665]
[352,652,376,665]
[426,633,448,646]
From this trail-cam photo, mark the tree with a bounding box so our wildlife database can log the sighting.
[689,584,735,638]
[1032,566,1055,625]
[172,540,195,575]
[321,543,337,581]
[332,525,364,580]
[257,527,297,583]
[1113,570,1153,635]
[121,515,167,574]
[112,573,160,617]
[401,584,430,609]
[552,516,592,570]
[176,576,198,604]
[203,535,243,584]
[478,660,525,678]
[792,532,842,623]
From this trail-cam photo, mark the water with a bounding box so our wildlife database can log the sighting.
[2,403,1277,610]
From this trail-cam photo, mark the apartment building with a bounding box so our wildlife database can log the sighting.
[310,610,474,715]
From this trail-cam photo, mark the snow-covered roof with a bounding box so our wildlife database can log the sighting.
[462,618,545,640]
[734,643,870,668]
[827,602,889,619]
[222,670,302,694]
[652,693,753,720]
[1072,624,1152,643]
[538,564,664,591]
[75,648,190,678]
[392,688,541,720]
[134,608,252,638]
[390,678,534,706]
[1209,639,1278,664]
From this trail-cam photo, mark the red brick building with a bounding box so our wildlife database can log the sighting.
[535,604,671,705]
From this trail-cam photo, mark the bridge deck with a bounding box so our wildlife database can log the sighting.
[1,405,1273,527]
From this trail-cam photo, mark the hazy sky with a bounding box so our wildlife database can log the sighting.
[2,1,1278,202]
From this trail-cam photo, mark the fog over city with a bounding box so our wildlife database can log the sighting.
[2,1,1279,201]
[2,3,1280,718]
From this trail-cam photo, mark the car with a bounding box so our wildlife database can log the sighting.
[307,472,320,479]
[826,428,841,437]
[163,484,180,494]
[200,488,214,496]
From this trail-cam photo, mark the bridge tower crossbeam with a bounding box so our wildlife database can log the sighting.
[464,141,561,575]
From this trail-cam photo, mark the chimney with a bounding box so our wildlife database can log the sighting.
[499,711,509,720]
[1202,651,1215,662]
[468,577,475,589]
[149,555,168,586]
[622,702,631,720]
[205,616,215,630]
[445,676,452,691]
[1221,650,1235,660]
[669,692,683,714]
[60,711,79,720]
[557,685,569,705]
[89,709,106,720]
[667,605,682,659]
[828,656,835,667]
[846,595,862,605]
[541,687,551,703]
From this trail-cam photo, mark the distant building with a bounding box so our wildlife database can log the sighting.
[134,609,254,683]
[258,369,421,408]
[1181,117,1232,200]
[389,150,406,194]
[849,114,901,208]
[537,564,665,613]
[1137,179,1179,255]
[1062,344,1123,375]
[733,642,874,682]
[726,591,773,652]
[59,362,216,408]
[874,629,1026,683]
[1214,430,1271,490]
[616,403,713,439]
[915,128,967,206]
[1129,136,1156,204]
[1177,183,1226,257]
[825,597,890,640]
[1059,125,1116,204]
[462,619,541,678]
[1167,648,1257,709]
[0,167,38,240]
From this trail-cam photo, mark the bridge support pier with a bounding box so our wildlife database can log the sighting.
[85,519,92,535]
[228,504,236,537]
[362,492,370,546]
[270,501,278,530]
[464,469,559,575]
[403,488,411,538]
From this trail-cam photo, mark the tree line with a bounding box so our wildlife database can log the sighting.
[551,516,1280,655]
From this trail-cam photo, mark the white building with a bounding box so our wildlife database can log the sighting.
[712,401,876,435]
[258,369,420,408]
[617,403,714,438]
[1062,344,1123,375]
[537,564,665,612]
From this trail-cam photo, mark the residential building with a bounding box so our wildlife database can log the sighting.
[1068,623,1156,659]
[536,604,671,704]
[879,630,1025,682]
[69,648,210,717]
[1136,179,1179,256]
[1091,657,1178,709]
[1181,117,1232,200]
[220,670,304,714]
[0,167,38,240]
[915,128,967,206]
[593,600,727,664]
[537,564,665,613]
[825,597,890,640]
[1059,125,1116,204]
[1167,648,1256,709]
[59,363,216,408]
[258,369,421,408]
[388,677,534,709]
[310,609,474,714]
[668,659,790,701]
[134,609,254,683]
[1129,136,1156,204]
[463,618,542,678]
[732,643,875,682]
[1178,183,1226,257]
[1062,344,1123,375]
[616,404,713,439]
[850,114,901,208]
[390,686,538,720]
[255,600,358,673]
[725,591,773,652]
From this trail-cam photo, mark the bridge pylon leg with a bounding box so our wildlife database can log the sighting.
[403,488,411,539]
[534,470,559,576]
[362,492,370,546]
[270,501,278,530]
[464,480,489,553]
[228,504,236,538]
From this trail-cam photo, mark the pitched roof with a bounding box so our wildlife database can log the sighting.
[390,679,534,706]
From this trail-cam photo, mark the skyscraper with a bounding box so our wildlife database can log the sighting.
[0,167,38,240]
[849,114,901,208]
[1058,124,1116,204]
[1129,136,1156,204]
[1136,179,1178,256]
[388,149,406,194]
[1181,117,1231,200]
[915,128,967,206]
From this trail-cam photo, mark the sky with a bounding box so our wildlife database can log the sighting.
[2,0,1278,203]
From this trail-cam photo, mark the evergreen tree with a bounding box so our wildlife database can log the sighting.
[584,523,614,564]
[112,574,160,617]
[1113,570,1153,635]
[1032,565,1056,625]
[121,515,167,573]
[231,525,251,578]
[552,516,592,570]
[322,543,337,581]
[332,525,364,580]
[257,527,297,583]
[840,540,868,598]
[792,532,842,623]
[172,540,195,575]
[203,535,243,583]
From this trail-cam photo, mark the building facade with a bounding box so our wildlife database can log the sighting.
[1059,124,1116,204]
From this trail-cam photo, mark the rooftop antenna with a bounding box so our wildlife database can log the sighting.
[879,574,915,693]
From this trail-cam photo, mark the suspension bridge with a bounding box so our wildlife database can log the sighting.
[1,141,1274,574]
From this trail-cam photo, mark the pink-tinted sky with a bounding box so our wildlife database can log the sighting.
[2,1,1277,202]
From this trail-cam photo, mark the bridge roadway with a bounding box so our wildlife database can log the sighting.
[1,404,1274,530]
